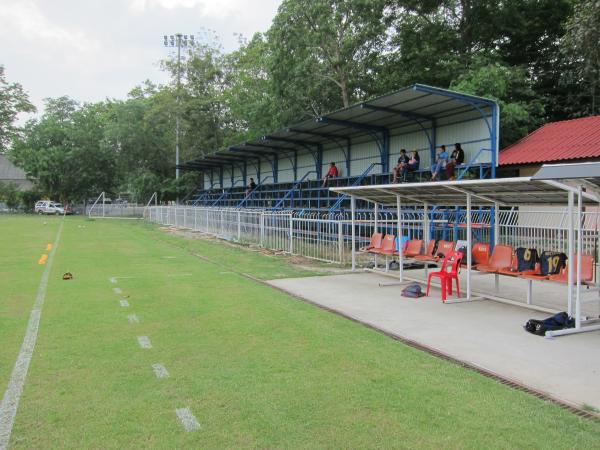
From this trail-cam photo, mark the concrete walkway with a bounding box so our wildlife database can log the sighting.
[268,271,600,411]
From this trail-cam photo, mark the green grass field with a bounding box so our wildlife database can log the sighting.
[1,215,600,449]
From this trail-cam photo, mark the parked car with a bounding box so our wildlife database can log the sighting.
[34,200,65,215]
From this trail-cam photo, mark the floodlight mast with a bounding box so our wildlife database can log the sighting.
[163,33,195,202]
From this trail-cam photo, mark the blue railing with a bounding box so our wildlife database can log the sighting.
[209,180,244,207]
[271,171,317,210]
[328,163,382,212]
[455,148,493,181]
[236,176,274,208]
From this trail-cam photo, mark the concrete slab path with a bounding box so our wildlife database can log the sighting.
[268,271,600,411]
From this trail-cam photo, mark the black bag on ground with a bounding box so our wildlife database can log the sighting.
[401,283,424,298]
[524,312,574,336]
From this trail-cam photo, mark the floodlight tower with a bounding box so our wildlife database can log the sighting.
[163,33,195,189]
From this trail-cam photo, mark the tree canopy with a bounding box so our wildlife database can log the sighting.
[2,0,596,205]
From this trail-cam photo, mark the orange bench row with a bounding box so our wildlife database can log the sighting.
[360,233,594,284]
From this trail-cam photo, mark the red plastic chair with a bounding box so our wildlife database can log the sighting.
[426,250,464,302]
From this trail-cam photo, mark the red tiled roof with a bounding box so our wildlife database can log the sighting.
[499,115,600,166]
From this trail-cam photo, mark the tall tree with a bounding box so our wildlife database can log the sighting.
[268,0,392,122]
[561,0,600,116]
[0,66,35,152]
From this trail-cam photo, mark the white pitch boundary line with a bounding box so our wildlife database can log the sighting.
[109,277,117,284]
[175,408,200,432]
[151,363,169,379]
[119,299,130,308]
[137,336,152,349]
[0,218,64,450]
[112,287,122,294]
[127,314,139,323]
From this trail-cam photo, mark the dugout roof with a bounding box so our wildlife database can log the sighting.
[329,176,600,207]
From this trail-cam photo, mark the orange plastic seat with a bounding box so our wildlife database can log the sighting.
[371,234,396,255]
[548,254,594,284]
[476,244,513,273]
[360,232,382,252]
[402,239,423,257]
[413,240,436,261]
[472,243,490,267]
[436,241,455,258]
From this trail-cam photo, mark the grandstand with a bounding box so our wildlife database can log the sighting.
[179,84,499,212]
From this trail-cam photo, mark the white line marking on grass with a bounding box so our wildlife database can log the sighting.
[112,287,122,294]
[162,256,177,259]
[119,299,130,308]
[166,273,192,277]
[151,363,169,379]
[0,218,64,450]
[127,314,139,323]
[176,408,200,432]
[109,277,117,284]
[137,336,152,349]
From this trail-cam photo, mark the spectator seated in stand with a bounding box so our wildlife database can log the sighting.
[430,145,448,181]
[322,162,339,188]
[391,149,409,183]
[403,150,420,180]
[445,143,465,181]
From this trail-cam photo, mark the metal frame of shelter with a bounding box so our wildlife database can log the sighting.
[179,84,500,188]
[330,162,600,338]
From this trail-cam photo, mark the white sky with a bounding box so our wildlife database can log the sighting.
[0,0,282,118]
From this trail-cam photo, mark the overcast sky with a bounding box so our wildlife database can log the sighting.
[0,0,282,118]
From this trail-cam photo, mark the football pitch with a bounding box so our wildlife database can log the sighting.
[1,215,599,449]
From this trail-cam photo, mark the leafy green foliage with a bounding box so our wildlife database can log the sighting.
[0,66,35,152]
[451,60,544,147]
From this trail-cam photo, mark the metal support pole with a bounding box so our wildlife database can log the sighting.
[397,195,403,282]
[567,191,574,317]
[466,193,472,301]
[576,186,583,328]
[494,202,500,291]
[423,202,429,278]
[374,202,379,267]
[237,210,241,241]
[338,220,343,264]
[260,212,265,246]
[289,216,293,254]
[351,195,356,271]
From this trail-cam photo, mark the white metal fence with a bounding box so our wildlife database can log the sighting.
[147,206,600,267]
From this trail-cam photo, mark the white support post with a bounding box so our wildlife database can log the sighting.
[237,210,241,241]
[374,202,379,268]
[260,212,265,246]
[423,202,429,278]
[338,221,343,264]
[494,202,500,292]
[567,191,574,317]
[397,195,403,282]
[351,195,356,271]
[102,192,105,218]
[289,216,294,254]
[466,193,472,301]
[576,186,583,328]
